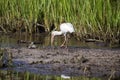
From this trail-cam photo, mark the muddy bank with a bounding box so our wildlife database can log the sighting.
[4,47,120,79]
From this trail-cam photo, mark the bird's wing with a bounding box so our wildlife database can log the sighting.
[60,23,75,33]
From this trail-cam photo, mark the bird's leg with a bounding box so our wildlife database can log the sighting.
[65,35,68,48]
[51,35,55,46]
[60,35,67,47]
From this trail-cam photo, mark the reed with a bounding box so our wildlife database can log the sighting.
[0,0,119,43]
[0,70,102,80]
[0,48,13,67]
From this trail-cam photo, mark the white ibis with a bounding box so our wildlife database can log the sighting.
[51,23,75,47]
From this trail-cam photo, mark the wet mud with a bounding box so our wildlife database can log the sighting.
[6,47,120,79]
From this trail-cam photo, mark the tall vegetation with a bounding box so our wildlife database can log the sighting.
[0,0,120,43]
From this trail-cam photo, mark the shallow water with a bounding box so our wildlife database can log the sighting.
[0,32,118,49]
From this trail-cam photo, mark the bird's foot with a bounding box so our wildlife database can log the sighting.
[60,45,67,48]
[60,44,64,47]
[60,45,65,48]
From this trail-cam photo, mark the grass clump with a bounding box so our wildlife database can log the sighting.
[0,0,119,44]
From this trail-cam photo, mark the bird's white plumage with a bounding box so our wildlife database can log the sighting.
[51,31,62,36]
[51,22,75,47]
[60,23,75,34]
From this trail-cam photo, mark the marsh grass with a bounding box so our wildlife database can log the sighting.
[0,0,120,44]
[0,70,102,80]
[0,48,13,68]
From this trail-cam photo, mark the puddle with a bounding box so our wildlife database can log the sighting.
[0,32,118,49]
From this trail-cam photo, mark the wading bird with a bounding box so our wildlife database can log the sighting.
[51,23,75,47]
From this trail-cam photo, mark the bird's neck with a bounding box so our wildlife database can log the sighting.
[52,31,63,36]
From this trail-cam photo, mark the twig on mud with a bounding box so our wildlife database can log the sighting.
[83,66,91,76]
[83,66,87,74]
[108,70,116,80]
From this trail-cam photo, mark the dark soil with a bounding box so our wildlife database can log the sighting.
[7,47,120,78]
